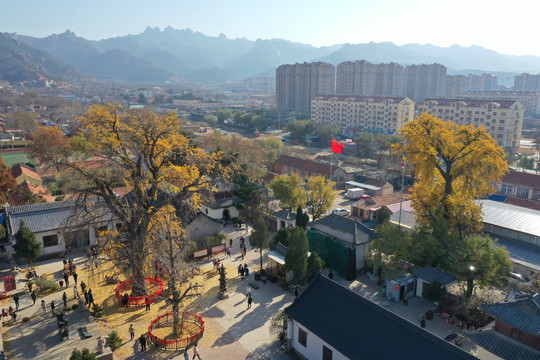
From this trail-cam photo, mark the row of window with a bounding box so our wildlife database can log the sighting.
[500,185,540,200]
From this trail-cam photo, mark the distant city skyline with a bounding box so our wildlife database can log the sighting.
[2,0,540,57]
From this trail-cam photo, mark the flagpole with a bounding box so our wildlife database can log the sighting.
[398,149,405,228]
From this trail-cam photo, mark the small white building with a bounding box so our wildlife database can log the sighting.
[412,266,456,298]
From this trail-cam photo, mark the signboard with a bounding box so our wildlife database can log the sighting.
[3,275,16,292]
[394,283,399,292]
[211,244,226,254]
[193,249,208,259]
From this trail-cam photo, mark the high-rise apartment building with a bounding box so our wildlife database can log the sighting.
[446,75,469,97]
[404,64,447,103]
[468,73,498,91]
[418,98,523,152]
[276,62,335,117]
[336,61,404,96]
[514,73,540,91]
[311,95,414,134]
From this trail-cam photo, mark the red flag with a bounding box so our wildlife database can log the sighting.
[331,139,345,154]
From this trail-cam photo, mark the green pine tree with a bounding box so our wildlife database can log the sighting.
[13,220,41,265]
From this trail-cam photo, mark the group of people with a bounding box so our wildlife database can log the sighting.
[61,258,78,287]
[237,263,250,277]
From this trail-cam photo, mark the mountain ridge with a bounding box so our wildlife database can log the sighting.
[3,27,540,84]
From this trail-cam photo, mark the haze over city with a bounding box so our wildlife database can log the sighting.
[2,0,540,56]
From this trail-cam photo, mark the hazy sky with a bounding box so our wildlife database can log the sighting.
[2,0,539,56]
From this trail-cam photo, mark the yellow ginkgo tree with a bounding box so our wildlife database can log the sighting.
[32,104,227,295]
[394,113,508,239]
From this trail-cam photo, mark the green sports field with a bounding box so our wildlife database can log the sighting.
[0,151,39,168]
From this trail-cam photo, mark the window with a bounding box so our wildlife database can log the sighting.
[323,345,333,360]
[43,234,59,247]
[298,328,307,347]
[501,184,513,195]
[532,190,540,201]
[406,281,415,293]
[516,187,529,199]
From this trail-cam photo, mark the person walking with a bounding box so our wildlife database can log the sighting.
[229,238,233,248]
[63,272,69,286]
[13,294,20,310]
[50,301,55,316]
[404,293,408,306]
[41,300,46,313]
[27,282,33,293]
[72,271,78,284]
[80,280,87,293]
[192,343,201,360]
[247,294,253,309]
[294,285,299,297]
[145,297,151,312]
[87,289,95,307]
[62,292,68,307]
[139,334,147,351]
[129,324,135,340]
[31,291,37,305]
[83,290,89,306]
[73,285,78,299]
[227,246,231,258]
[184,347,190,360]
[246,284,251,298]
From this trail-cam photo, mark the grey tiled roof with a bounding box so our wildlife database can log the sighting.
[273,209,296,220]
[308,214,375,244]
[494,237,540,271]
[5,199,113,235]
[285,275,477,360]
[412,266,456,285]
[481,293,540,336]
[469,331,540,360]
[208,197,241,209]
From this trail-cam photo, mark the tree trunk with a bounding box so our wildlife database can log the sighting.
[466,277,474,298]
[170,274,181,338]
[131,232,147,296]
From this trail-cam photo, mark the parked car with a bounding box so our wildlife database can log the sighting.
[333,208,350,216]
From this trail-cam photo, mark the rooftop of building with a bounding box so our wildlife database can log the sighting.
[421,98,519,108]
[313,95,410,103]
[285,275,477,360]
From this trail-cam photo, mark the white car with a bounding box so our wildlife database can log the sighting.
[333,208,350,216]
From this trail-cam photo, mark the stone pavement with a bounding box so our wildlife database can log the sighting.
[328,270,502,359]
[0,255,110,360]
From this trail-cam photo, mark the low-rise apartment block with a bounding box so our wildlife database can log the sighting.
[418,98,524,152]
[311,95,414,134]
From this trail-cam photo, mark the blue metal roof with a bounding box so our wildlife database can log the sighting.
[495,237,540,271]
[481,293,540,336]
[285,275,477,360]
[469,331,540,360]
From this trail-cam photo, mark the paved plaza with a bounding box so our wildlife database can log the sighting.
[0,223,505,360]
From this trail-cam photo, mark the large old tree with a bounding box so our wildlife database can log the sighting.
[394,113,508,238]
[32,104,226,295]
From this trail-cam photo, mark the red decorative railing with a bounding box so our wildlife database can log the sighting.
[148,311,205,350]
[114,276,165,307]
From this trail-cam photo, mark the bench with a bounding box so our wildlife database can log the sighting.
[248,282,259,290]
[78,326,92,338]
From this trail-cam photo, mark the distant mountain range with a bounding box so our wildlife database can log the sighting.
[2,26,540,85]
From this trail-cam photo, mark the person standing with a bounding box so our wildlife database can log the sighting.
[145,297,151,312]
[80,281,87,293]
[184,347,190,360]
[247,294,253,309]
[129,324,135,340]
[73,285,79,299]
[31,291,37,305]
[139,334,147,351]
[237,264,242,277]
[83,290,89,306]
[227,246,231,258]
[62,292,68,307]
[50,301,56,316]
[87,289,95,307]
[72,271,78,284]
[41,300,46,313]
[229,238,233,248]
[63,272,70,286]
[294,285,299,297]
[404,293,408,306]
[246,285,251,298]
[192,343,201,360]
[13,294,20,310]
[27,282,33,293]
